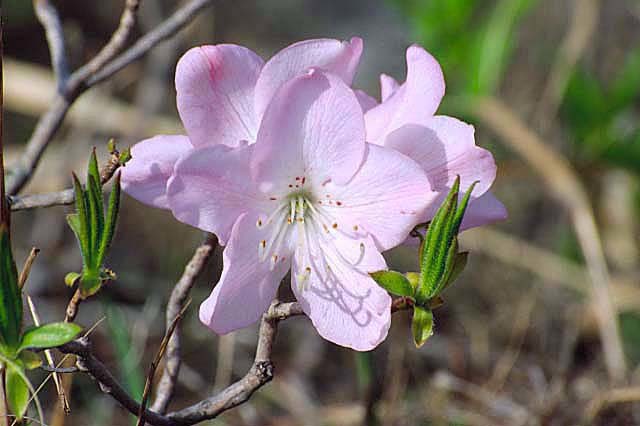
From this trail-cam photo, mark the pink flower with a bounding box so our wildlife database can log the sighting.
[121,38,363,210]
[167,70,432,350]
[361,45,507,231]
[121,38,504,349]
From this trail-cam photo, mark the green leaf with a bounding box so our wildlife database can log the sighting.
[412,306,434,348]
[18,322,82,352]
[0,225,22,348]
[416,178,476,303]
[97,172,121,266]
[369,270,414,297]
[417,177,460,303]
[441,251,469,293]
[87,149,102,197]
[64,272,81,287]
[71,173,91,265]
[86,174,103,261]
[432,237,459,297]
[19,350,42,370]
[88,161,105,236]
[5,362,30,420]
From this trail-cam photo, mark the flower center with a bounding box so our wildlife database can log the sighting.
[256,193,312,273]
[256,190,365,291]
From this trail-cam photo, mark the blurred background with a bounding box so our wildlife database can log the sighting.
[3,0,640,424]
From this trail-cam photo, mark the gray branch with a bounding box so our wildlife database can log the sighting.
[59,301,305,426]
[151,233,218,414]
[7,0,215,195]
[33,0,70,89]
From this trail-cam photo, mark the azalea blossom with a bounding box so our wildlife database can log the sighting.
[360,45,507,232]
[120,37,504,350]
[166,70,432,350]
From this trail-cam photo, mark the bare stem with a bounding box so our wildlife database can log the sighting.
[151,234,217,414]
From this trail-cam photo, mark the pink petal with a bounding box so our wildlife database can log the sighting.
[355,89,378,112]
[200,213,291,334]
[166,143,266,245]
[379,73,399,102]
[385,116,496,205]
[175,45,264,148]
[291,234,391,351]
[460,191,507,231]
[252,69,366,189]
[121,135,192,209]
[365,45,445,145]
[254,37,363,119]
[319,143,433,251]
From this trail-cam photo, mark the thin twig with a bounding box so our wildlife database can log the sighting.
[6,0,215,195]
[26,295,70,413]
[64,289,83,323]
[60,338,175,426]
[33,0,69,89]
[584,386,640,423]
[69,0,141,93]
[18,247,40,289]
[87,0,214,88]
[9,149,121,211]
[39,366,79,374]
[151,234,217,414]
[137,300,192,426]
[464,95,627,383]
[60,300,411,426]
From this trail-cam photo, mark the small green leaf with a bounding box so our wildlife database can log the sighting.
[416,178,477,302]
[0,225,22,348]
[71,173,91,265]
[86,174,103,261]
[369,270,414,297]
[87,149,102,196]
[19,350,42,370]
[441,252,469,292]
[417,178,460,303]
[97,172,121,266]
[18,322,82,352]
[5,362,30,420]
[412,306,434,348]
[64,272,81,287]
[119,148,132,165]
